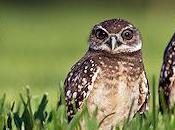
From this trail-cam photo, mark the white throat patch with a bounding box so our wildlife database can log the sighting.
[113,40,142,53]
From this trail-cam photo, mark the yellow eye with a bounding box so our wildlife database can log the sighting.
[95,29,108,40]
[122,29,133,40]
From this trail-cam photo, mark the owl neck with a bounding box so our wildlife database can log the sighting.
[87,49,144,71]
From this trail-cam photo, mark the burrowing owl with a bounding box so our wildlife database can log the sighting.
[159,33,175,112]
[64,18,149,129]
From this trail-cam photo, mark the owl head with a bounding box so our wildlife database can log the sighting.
[88,18,142,54]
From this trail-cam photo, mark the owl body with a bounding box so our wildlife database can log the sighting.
[86,50,148,129]
[64,19,149,129]
[159,33,175,111]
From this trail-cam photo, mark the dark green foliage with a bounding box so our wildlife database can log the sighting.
[0,80,175,130]
[7,112,12,129]
[0,94,6,125]
[152,75,157,130]
[34,93,48,125]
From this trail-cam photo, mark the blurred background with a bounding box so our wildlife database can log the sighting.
[0,0,175,102]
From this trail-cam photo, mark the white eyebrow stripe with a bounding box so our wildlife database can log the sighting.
[120,26,134,33]
[96,25,110,35]
[96,25,134,35]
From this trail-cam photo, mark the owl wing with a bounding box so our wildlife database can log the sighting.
[138,71,150,113]
[159,33,175,111]
[64,52,100,121]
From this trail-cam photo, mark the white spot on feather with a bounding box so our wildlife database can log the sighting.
[90,59,94,63]
[66,90,71,97]
[73,92,77,98]
[90,68,94,71]
[70,73,73,76]
[82,78,87,85]
[84,70,87,73]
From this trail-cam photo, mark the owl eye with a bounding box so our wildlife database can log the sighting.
[122,29,133,40]
[95,29,108,40]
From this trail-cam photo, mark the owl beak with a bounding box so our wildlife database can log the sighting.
[110,36,117,50]
[106,36,118,50]
[106,36,122,50]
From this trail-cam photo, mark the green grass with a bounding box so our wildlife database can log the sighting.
[0,77,175,130]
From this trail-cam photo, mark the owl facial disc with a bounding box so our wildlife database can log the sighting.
[88,19,142,54]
